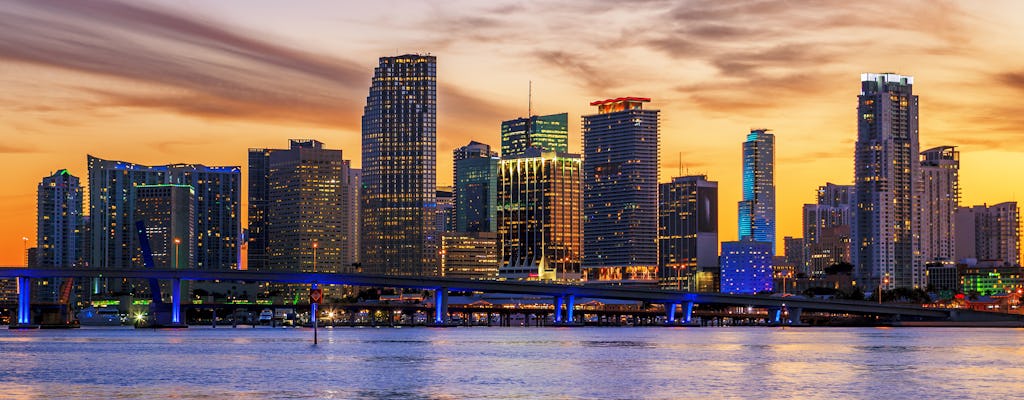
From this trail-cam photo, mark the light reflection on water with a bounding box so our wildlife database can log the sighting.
[1,327,1023,399]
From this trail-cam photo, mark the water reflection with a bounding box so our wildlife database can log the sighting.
[1,327,1023,399]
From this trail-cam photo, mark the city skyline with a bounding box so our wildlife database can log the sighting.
[4,1,1024,265]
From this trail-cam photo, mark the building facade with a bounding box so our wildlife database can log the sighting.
[853,73,921,289]
[802,183,855,277]
[37,169,83,268]
[738,129,776,254]
[720,238,774,294]
[582,97,659,282]
[134,185,195,269]
[88,156,240,272]
[500,113,569,157]
[361,54,437,276]
[920,146,959,263]
[956,203,1020,266]
[497,149,582,281]
[440,232,499,280]
[454,141,499,233]
[658,175,718,290]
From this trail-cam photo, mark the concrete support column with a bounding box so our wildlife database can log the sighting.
[554,296,565,323]
[787,307,802,325]
[768,307,782,324]
[566,295,575,323]
[17,277,31,325]
[683,301,694,323]
[171,278,182,325]
[665,303,678,324]
[434,287,448,324]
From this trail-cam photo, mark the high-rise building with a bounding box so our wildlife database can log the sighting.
[361,54,437,276]
[500,113,569,157]
[454,141,499,232]
[582,97,659,282]
[658,175,718,290]
[720,238,774,294]
[497,149,582,281]
[783,237,805,273]
[440,232,499,280]
[853,73,921,289]
[247,140,356,274]
[134,184,195,269]
[920,146,959,262]
[347,168,362,268]
[802,183,855,277]
[88,156,240,272]
[738,129,776,254]
[435,187,455,233]
[956,202,1020,266]
[37,169,83,268]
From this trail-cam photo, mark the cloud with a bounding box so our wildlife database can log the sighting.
[0,0,469,130]
[0,144,39,154]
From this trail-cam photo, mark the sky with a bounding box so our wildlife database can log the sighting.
[2,0,1024,266]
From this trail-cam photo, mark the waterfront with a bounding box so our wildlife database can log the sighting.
[1,327,1023,399]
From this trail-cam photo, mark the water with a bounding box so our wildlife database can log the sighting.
[2,326,1023,399]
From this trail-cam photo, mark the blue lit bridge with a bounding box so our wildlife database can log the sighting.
[3,267,1021,328]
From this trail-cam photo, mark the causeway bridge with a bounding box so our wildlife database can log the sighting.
[3,267,1021,327]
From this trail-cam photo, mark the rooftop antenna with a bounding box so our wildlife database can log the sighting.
[528,80,533,117]
[678,152,682,177]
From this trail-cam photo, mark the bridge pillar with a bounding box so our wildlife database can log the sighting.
[768,307,782,324]
[683,301,694,324]
[566,295,575,323]
[16,276,31,326]
[434,287,448,325]
[171,278,182,325]
[665,303,678,324]
[554,296,565,324]
[787,307,802,325]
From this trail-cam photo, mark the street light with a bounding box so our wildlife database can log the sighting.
[879,273,890,304]
[312,241,318,273]
[173,238,182,269]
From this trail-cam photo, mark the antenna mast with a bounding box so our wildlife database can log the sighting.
[528,80,532,117]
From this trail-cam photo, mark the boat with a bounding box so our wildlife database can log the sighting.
[77,307,123,326]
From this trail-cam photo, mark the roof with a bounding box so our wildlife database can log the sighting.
[589,97,651,106]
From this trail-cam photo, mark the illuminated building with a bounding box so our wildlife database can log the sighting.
[956,202,1020,266]
[497,148,582,281]
[134,185,195,269]
[361,54,437,276]
[783,237,804,274]
[454,141,499,232]
[803,183,854,277]
[658,175,718,290]
[35,169,83,302]
[738,129,775,254]
[720,238,774,294]
[853,73,921,289]
[920,146,960,263]
[582,97,659,283]
[347,168,361,268]
[501,113,568,157]
[436,187,455,233]
[37,169,83,268]
[247,140,356,274]
[440,232,499,280]
[960,265,1023,296]
[88,156,240,272]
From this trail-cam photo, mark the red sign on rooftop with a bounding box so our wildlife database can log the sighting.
[590,97,651,114]
[589,97,651,106]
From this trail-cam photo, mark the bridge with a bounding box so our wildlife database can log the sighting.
[3,267,1021,328]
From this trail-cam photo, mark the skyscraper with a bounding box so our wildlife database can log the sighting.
[582,97,659,282]
[658,175,718,290]
[853,73,921,289]
[134,184,195,269]
[271,140,354,273]
[497,148,582,281]
[920,146,959,263]
[435,187,455,234]
[362,54,437,276]
[956,202,1020,266]
[500,113,568,157]
[454,141,499,232]
[738,129,776,254]
[37,169,82,268]
[802,183,855,277]
[88,156,241,272]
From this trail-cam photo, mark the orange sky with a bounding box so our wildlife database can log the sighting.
[3,0,1024,266]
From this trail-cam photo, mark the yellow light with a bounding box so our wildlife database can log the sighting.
[134,313,146,321]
